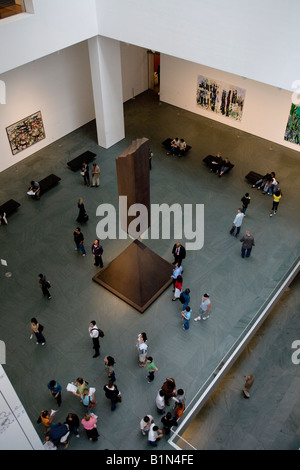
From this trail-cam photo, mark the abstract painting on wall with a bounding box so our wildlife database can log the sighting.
[196,75,246,121]
[284,103,300,145]
[6,111,46,155]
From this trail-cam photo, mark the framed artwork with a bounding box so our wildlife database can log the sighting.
[196,75,246,121]
[284,103,300,145]
[6,111,46,155]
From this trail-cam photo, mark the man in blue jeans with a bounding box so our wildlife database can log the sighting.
[180,288,190,311]
[229,208,245,238]
[48,380,62,407]
[148,423,163,447]
[73,227,86,256]
[240,230,255,258]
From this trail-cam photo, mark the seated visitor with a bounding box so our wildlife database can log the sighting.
[252,172,275,190]
[266,174,278,195]
[167,137,180,155]
[217,158,231,177]
[27,180,40,199]
[0,210,8,226]
[178,138,187,156]
[209,152,223,173]
[260,172,278,195]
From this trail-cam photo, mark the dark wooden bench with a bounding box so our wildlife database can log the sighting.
[203,155,234,173]
[0,199,20,216]
[39,174,61,193]
[245,171,263,185]
[67,150,96,171]
[162,138,191,156]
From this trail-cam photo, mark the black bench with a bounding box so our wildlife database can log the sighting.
[203,155,234,173]
[39,174,61,193]
[0,199,20,216]
[162,138,191,156]
[245,171,263,185]
[67,150,96,171]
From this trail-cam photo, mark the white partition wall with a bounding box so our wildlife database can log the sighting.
[0,366,43,450]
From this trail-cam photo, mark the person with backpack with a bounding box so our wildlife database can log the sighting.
[103,380,121,411]
[38,273,51,299]
[180,288,191,311]
[89,321,104,358]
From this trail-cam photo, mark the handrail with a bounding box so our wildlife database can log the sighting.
[168,255,300,450]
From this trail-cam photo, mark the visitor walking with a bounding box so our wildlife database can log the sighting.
[146,356,158,383]
[194,294,211,321]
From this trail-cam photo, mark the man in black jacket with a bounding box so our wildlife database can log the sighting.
[73,227,86,256]
[172,243,186,266]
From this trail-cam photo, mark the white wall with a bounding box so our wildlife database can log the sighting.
[0,41,95,173]
[0,365,43,450]
[96,0,300,92]
[1,0,299,92]
[120,43,148,103]
[160,54,298,153]
[0,0,98,74]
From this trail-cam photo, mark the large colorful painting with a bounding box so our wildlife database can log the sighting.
[196,75,246,121]
[6,111,45,155]
[284,103,300,145]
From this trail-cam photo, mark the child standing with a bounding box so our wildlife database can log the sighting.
[146,356,158,383]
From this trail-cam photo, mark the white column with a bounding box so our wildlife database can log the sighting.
[88,35,125,149]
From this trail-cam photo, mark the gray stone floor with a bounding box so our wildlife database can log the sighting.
[176,274,300,451]
[0,90,299,451]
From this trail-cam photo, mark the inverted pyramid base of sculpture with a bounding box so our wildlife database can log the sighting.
[92,239,173,313]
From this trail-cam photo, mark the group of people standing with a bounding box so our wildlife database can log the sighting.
[81,162,101,187]
[170,243,213,328]
[73,227,104,267]
[135,331,188,447]
[228,168,284,258]
[38,349,120,448]
[139,374,186,446]
[229,206,255,258]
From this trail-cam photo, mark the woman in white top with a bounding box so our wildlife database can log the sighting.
[178,138,187,156]
[155,390,166,414]
[136,332,148,367]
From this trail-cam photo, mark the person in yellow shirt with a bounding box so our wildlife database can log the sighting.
[270,188,282,216]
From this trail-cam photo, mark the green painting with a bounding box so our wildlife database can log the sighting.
[284,103,300,145]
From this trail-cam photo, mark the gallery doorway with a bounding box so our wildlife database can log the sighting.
[147,50,160,94]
